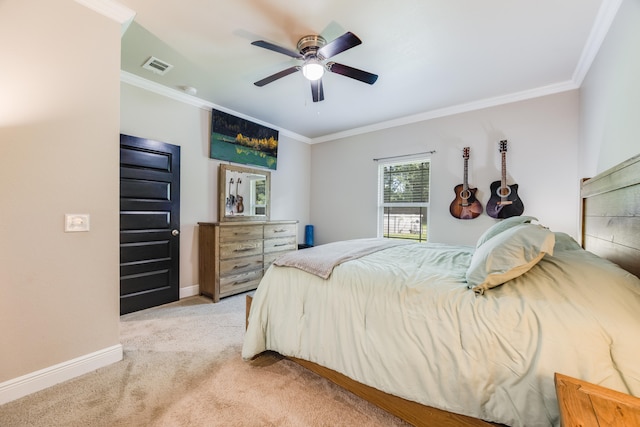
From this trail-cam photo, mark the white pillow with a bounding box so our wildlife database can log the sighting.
[475,216,538,248]
[467,223,555,294]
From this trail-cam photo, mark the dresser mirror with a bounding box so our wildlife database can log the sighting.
[219,164,270,222]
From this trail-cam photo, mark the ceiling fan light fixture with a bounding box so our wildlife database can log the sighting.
[302,59,324,81]
[252,31,376,101]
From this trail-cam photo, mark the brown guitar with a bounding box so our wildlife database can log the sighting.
[486,140,524,218]
[449,147,483,219]
[235,178,244,213]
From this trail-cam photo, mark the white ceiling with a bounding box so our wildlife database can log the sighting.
[117,0,617,142]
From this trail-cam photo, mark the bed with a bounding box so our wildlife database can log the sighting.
[242,154,640,427]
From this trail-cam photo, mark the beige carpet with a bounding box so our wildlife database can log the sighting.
[0,294,408,426]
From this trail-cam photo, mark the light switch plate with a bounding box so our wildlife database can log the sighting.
[65,214,90,232]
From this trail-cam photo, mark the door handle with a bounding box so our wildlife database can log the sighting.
[172,229,180,236]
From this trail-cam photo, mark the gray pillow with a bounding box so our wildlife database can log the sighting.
[476,216,538,248]
[467,223,555,294]
[553,232,581,251]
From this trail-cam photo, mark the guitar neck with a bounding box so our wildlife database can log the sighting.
[498,140,512,205]
[463,157,469,192]
[501,151,507,198]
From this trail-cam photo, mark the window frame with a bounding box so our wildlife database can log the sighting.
[377,156,431,242]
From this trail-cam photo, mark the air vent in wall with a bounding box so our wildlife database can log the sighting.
[142,56,173,75]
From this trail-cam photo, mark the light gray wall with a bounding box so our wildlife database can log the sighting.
[579,0,640,177]
[0,1,121,382]
[120,84,311,292]
[310,92,580,246]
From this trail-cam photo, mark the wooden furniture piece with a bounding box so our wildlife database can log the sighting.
[199,220,297,302]
[555,373,640,426]
[581,153,640,278]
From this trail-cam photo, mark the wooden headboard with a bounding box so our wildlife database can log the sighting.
[581,153,640,278]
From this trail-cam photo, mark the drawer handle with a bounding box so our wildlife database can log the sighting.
[234,231,252,236]
[233,264,250,269]
[273,229,287,233]
[231,278,252,286]
[234,247,255,253]
[274,243,288,247]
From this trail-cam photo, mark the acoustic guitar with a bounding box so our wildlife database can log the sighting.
[226,178,235,209]
[235,178,244,213]
[486,140,524,218]
[449,147,483,219]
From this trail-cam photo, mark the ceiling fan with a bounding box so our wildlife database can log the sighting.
[251,32,378,102]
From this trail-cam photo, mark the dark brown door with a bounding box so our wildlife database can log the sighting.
[120,134,180,315]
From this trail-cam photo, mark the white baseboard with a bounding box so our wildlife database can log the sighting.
[0,344,123,405]
[180,284,200,299]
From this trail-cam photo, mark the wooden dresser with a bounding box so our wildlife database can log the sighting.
[555,373,640,426]
[198,221,297,302]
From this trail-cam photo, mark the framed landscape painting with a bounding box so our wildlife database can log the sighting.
[210,109,279,170]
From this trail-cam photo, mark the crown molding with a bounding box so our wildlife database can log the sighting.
[310,80,579,144]
[120,71,311,144]
[121,69,578,146]
[75,0,136,36]
[572,0,623,85]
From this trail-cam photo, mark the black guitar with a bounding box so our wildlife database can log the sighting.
[449,147,483,219]
[486,140,524,218]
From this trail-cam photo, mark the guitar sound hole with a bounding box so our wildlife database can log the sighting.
[459,189,471,200]
[497,186,512,198]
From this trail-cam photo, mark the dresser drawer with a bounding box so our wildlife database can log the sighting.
[220,239,263,259]
[264,235,297,254]
[219,225,263,242]
[219,270,263,296]
[264,223,297,239]
[219,254,263,276]
[264,251,289,267]
[198,220,297,303]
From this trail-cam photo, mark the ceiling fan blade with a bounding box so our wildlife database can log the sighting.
[327,62,378,85]
[317,32,362,59]
[310,79,324,102]
[251,40,303,59]
[254,66,299,87]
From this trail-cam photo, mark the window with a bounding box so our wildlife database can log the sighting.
[251,178,266,215]
[378,158,430,242]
